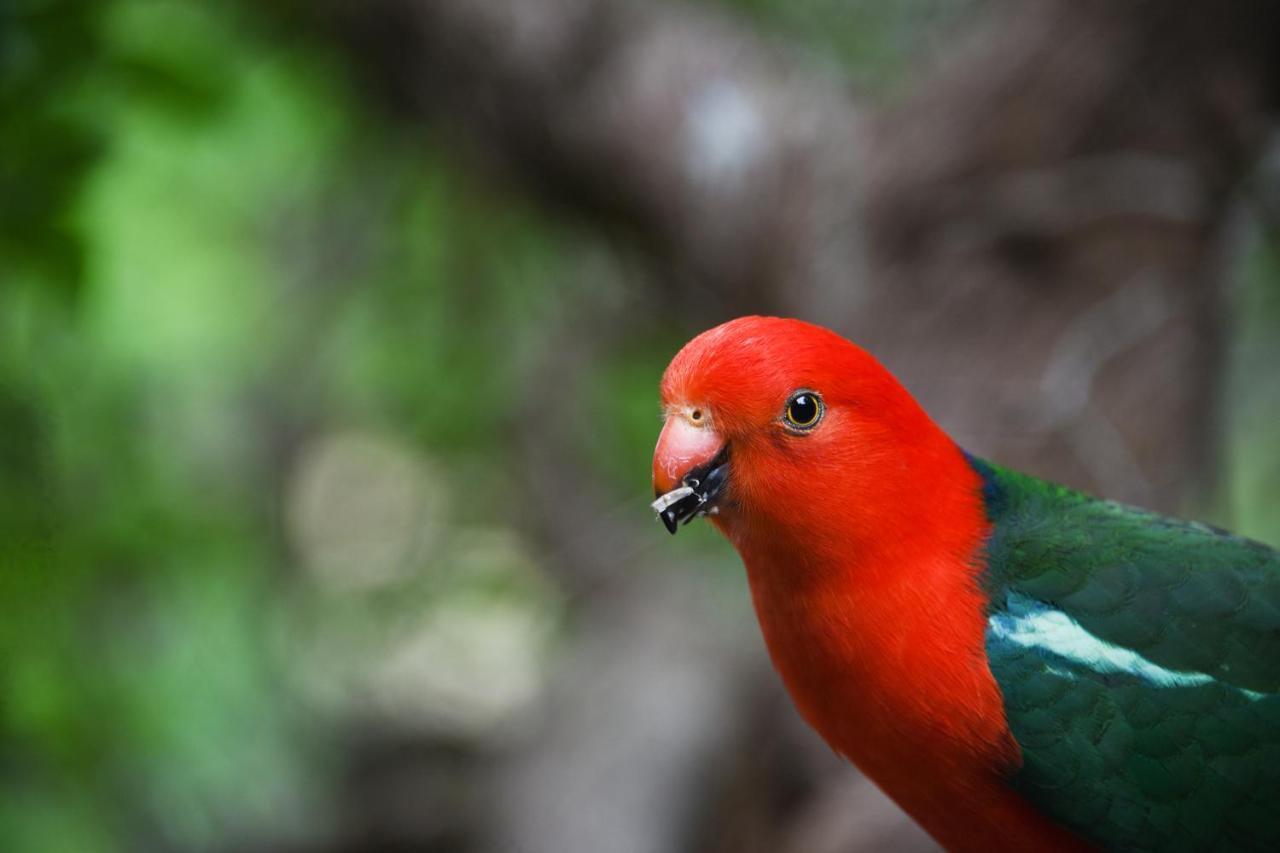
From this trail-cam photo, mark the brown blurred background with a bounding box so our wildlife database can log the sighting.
[3,0,1280,851]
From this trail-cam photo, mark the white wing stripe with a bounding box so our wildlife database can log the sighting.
[988,591,1260,694]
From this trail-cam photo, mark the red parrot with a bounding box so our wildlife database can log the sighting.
[651,316,1280,852]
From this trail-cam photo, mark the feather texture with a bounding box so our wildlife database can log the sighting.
[975,458,1280,850]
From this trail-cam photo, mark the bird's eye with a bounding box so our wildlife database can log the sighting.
[784,391,823,430]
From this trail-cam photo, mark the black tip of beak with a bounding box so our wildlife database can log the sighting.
[650,445,730,535]
[661,510,679,535]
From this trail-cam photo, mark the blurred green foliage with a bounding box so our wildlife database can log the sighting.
[0,2,589,849]
[1,0,102,296]
[1227,239,1280,547]
[1,1,1277,851]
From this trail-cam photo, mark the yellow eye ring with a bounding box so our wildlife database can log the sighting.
[784,391,823,430]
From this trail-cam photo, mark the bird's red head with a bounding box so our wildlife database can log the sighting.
[652,316,972,564]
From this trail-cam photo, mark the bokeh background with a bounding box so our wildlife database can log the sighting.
[4,1,1280,851]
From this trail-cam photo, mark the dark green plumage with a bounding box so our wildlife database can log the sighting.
[972,458,1280,851]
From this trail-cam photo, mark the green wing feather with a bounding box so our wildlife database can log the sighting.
[972,457,1280,851]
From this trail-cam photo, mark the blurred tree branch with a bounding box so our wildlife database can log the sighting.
[860,0,1279,507]
[304,1,1280,851]
[324,0,866,315]
[320,0,1279,509]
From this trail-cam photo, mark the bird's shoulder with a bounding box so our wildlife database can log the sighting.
[970,455,1280,693]
[967,456,1280,850]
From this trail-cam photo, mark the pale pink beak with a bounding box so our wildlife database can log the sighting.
[652,415,723,496]
[651,414,729,533]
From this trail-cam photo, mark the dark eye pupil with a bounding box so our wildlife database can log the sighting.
[789,395,817,425]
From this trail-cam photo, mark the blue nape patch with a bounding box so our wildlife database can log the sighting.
[963,452,1005,520]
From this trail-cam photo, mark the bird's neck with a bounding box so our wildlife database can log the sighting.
[731,443,1086,852]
